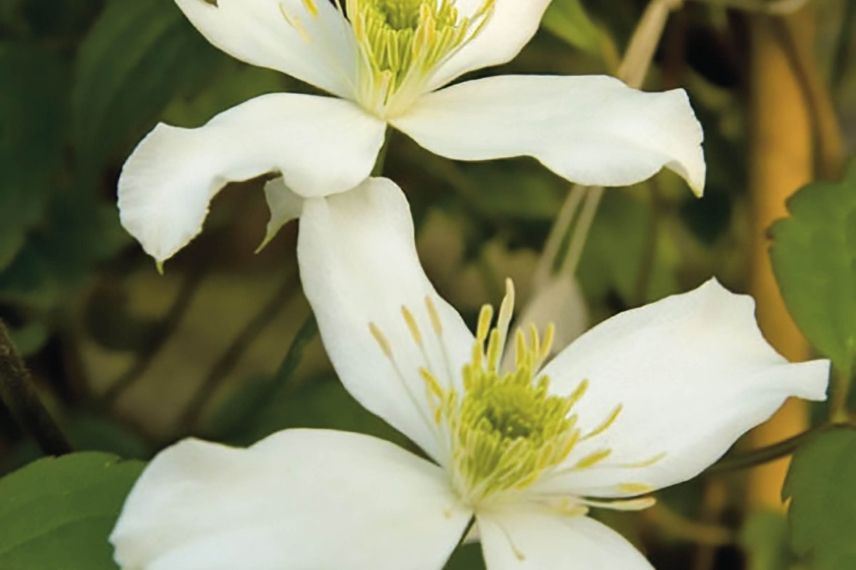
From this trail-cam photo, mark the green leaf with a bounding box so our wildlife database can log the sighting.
[0,44,66,270]
[541,0,603,56]
[783,428,856,570]
[0,452,144,570]
[740,510,793,570]
[578,188,680,306]
[770,162,856,377]
[0,186,130,309]
[71,0,221,169]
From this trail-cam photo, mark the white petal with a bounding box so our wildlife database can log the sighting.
[118,94,385,263]
[176,0,356,98]
[478,504,653,569]
[531,279,829,498]
[297,178,475,462]
[256,178,303,253]
[394,75,706,195]
[111,429,471,570]
[427,0,551,90]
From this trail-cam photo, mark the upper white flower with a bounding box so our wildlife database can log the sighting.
[111,178,828,570]
[118,0,706,264]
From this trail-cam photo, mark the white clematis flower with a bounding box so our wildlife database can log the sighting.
[111,178,828,570]
[119,0,707,264]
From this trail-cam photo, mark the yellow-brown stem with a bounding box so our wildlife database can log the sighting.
[746,8,814,510]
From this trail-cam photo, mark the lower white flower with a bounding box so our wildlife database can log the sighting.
[111,179,829,569]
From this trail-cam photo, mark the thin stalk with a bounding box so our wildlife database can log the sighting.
[830,368,853,424]
[557,187,603,277]
[688,0,809,15]
[372,130,392,176]
[0,321,72,455]
[173,273,297,434]
[102,267,206,405]
[532,0,681,292]
[707,422,843,473]
[644,503,734,546]
[533,185,585,289]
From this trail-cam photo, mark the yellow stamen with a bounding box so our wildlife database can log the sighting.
[583,404,623,440]
[401,305,422,345]
[368,322,393,358]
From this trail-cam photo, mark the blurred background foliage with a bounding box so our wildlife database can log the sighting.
[0,0,855,568]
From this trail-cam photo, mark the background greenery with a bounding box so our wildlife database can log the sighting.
[1,0,855,568]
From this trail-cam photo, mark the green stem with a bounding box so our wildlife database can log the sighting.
[372,130,392,176]
[531,0,680,291]
[0,320,72,455]
[830,367,854,424]
[557,186,603,277]
[687,0,808,14]
[173,273,297,434]
[102,267,207,406]
[707,422,845,473]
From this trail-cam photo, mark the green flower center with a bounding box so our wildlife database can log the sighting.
[347,0,494,115]
[419,285,586,506]
[368,281,656,510]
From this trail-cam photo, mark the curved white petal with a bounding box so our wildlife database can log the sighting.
[478,504,653,569]
[111,429,471,570]
[394,75,706,195]
[297,178,475,462]
[531,279,829,499]
[176,0,356,98]
[427,0,552,90]
[256,178,303,252]
[118,93,385,263]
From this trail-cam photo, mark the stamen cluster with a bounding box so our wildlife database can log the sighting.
[346,0,494,115]
[423,289,583,506]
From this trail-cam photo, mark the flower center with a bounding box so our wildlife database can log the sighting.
[346,0,494,116]
[419,284,584,506]
[368,280,661,512]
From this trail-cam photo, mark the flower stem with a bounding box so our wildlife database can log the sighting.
[830,368,854,424]
[372,130,393,176]
[706,422,846,473]
[532,0,681,291]
[0,320,73,456]
[173,272,298,435]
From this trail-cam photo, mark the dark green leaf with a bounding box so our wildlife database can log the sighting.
[0,452,144,570]
[0,45,67,270]
[770,162,856,377]
[71,0,221,169]
[0,186,130,309]
[783,428,856,570]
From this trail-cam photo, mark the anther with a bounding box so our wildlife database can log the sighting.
[583,404,623,440]
[301,0,319,17]
[401,305,423,345]
[425,296,444,336]
[368,322,393,358]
